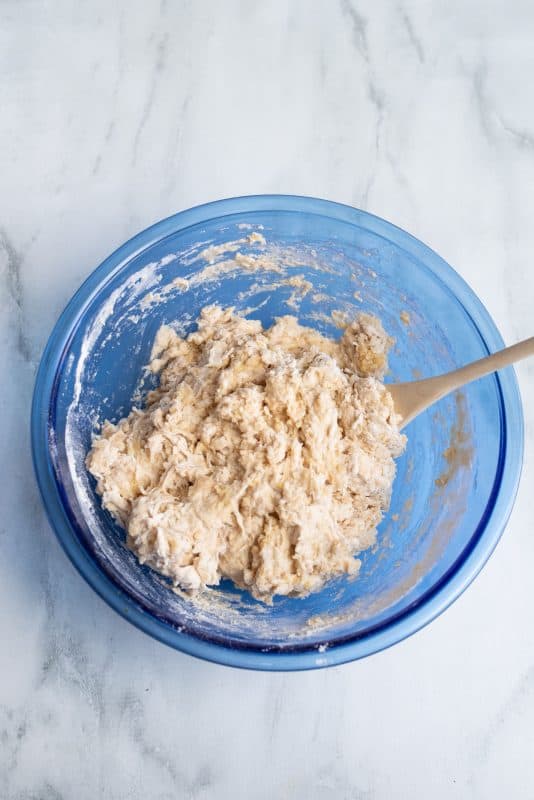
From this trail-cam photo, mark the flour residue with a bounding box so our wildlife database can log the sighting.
[435,393,473,487]
[199,231,266,263]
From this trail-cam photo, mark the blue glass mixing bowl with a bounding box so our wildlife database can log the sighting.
[31,195,524,670]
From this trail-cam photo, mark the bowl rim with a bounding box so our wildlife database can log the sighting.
[31,194,524,671]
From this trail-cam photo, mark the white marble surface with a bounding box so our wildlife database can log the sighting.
[1,1,534,797]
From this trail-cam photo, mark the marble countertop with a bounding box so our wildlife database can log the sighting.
[1,2,533,798]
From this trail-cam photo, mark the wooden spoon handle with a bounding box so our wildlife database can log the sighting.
[388,336,534,429]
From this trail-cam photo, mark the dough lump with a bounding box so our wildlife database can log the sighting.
[87,306,406,602]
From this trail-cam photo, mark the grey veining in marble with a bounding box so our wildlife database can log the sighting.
[1,1,534,798]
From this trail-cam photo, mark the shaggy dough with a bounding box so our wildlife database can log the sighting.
[87,306,406,602]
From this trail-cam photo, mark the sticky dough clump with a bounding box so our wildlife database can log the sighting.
[87,306,406,602]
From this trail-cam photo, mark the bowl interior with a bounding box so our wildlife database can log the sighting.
[49,208,504,652]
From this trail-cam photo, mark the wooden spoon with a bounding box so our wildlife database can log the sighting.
[388,336,534,430]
